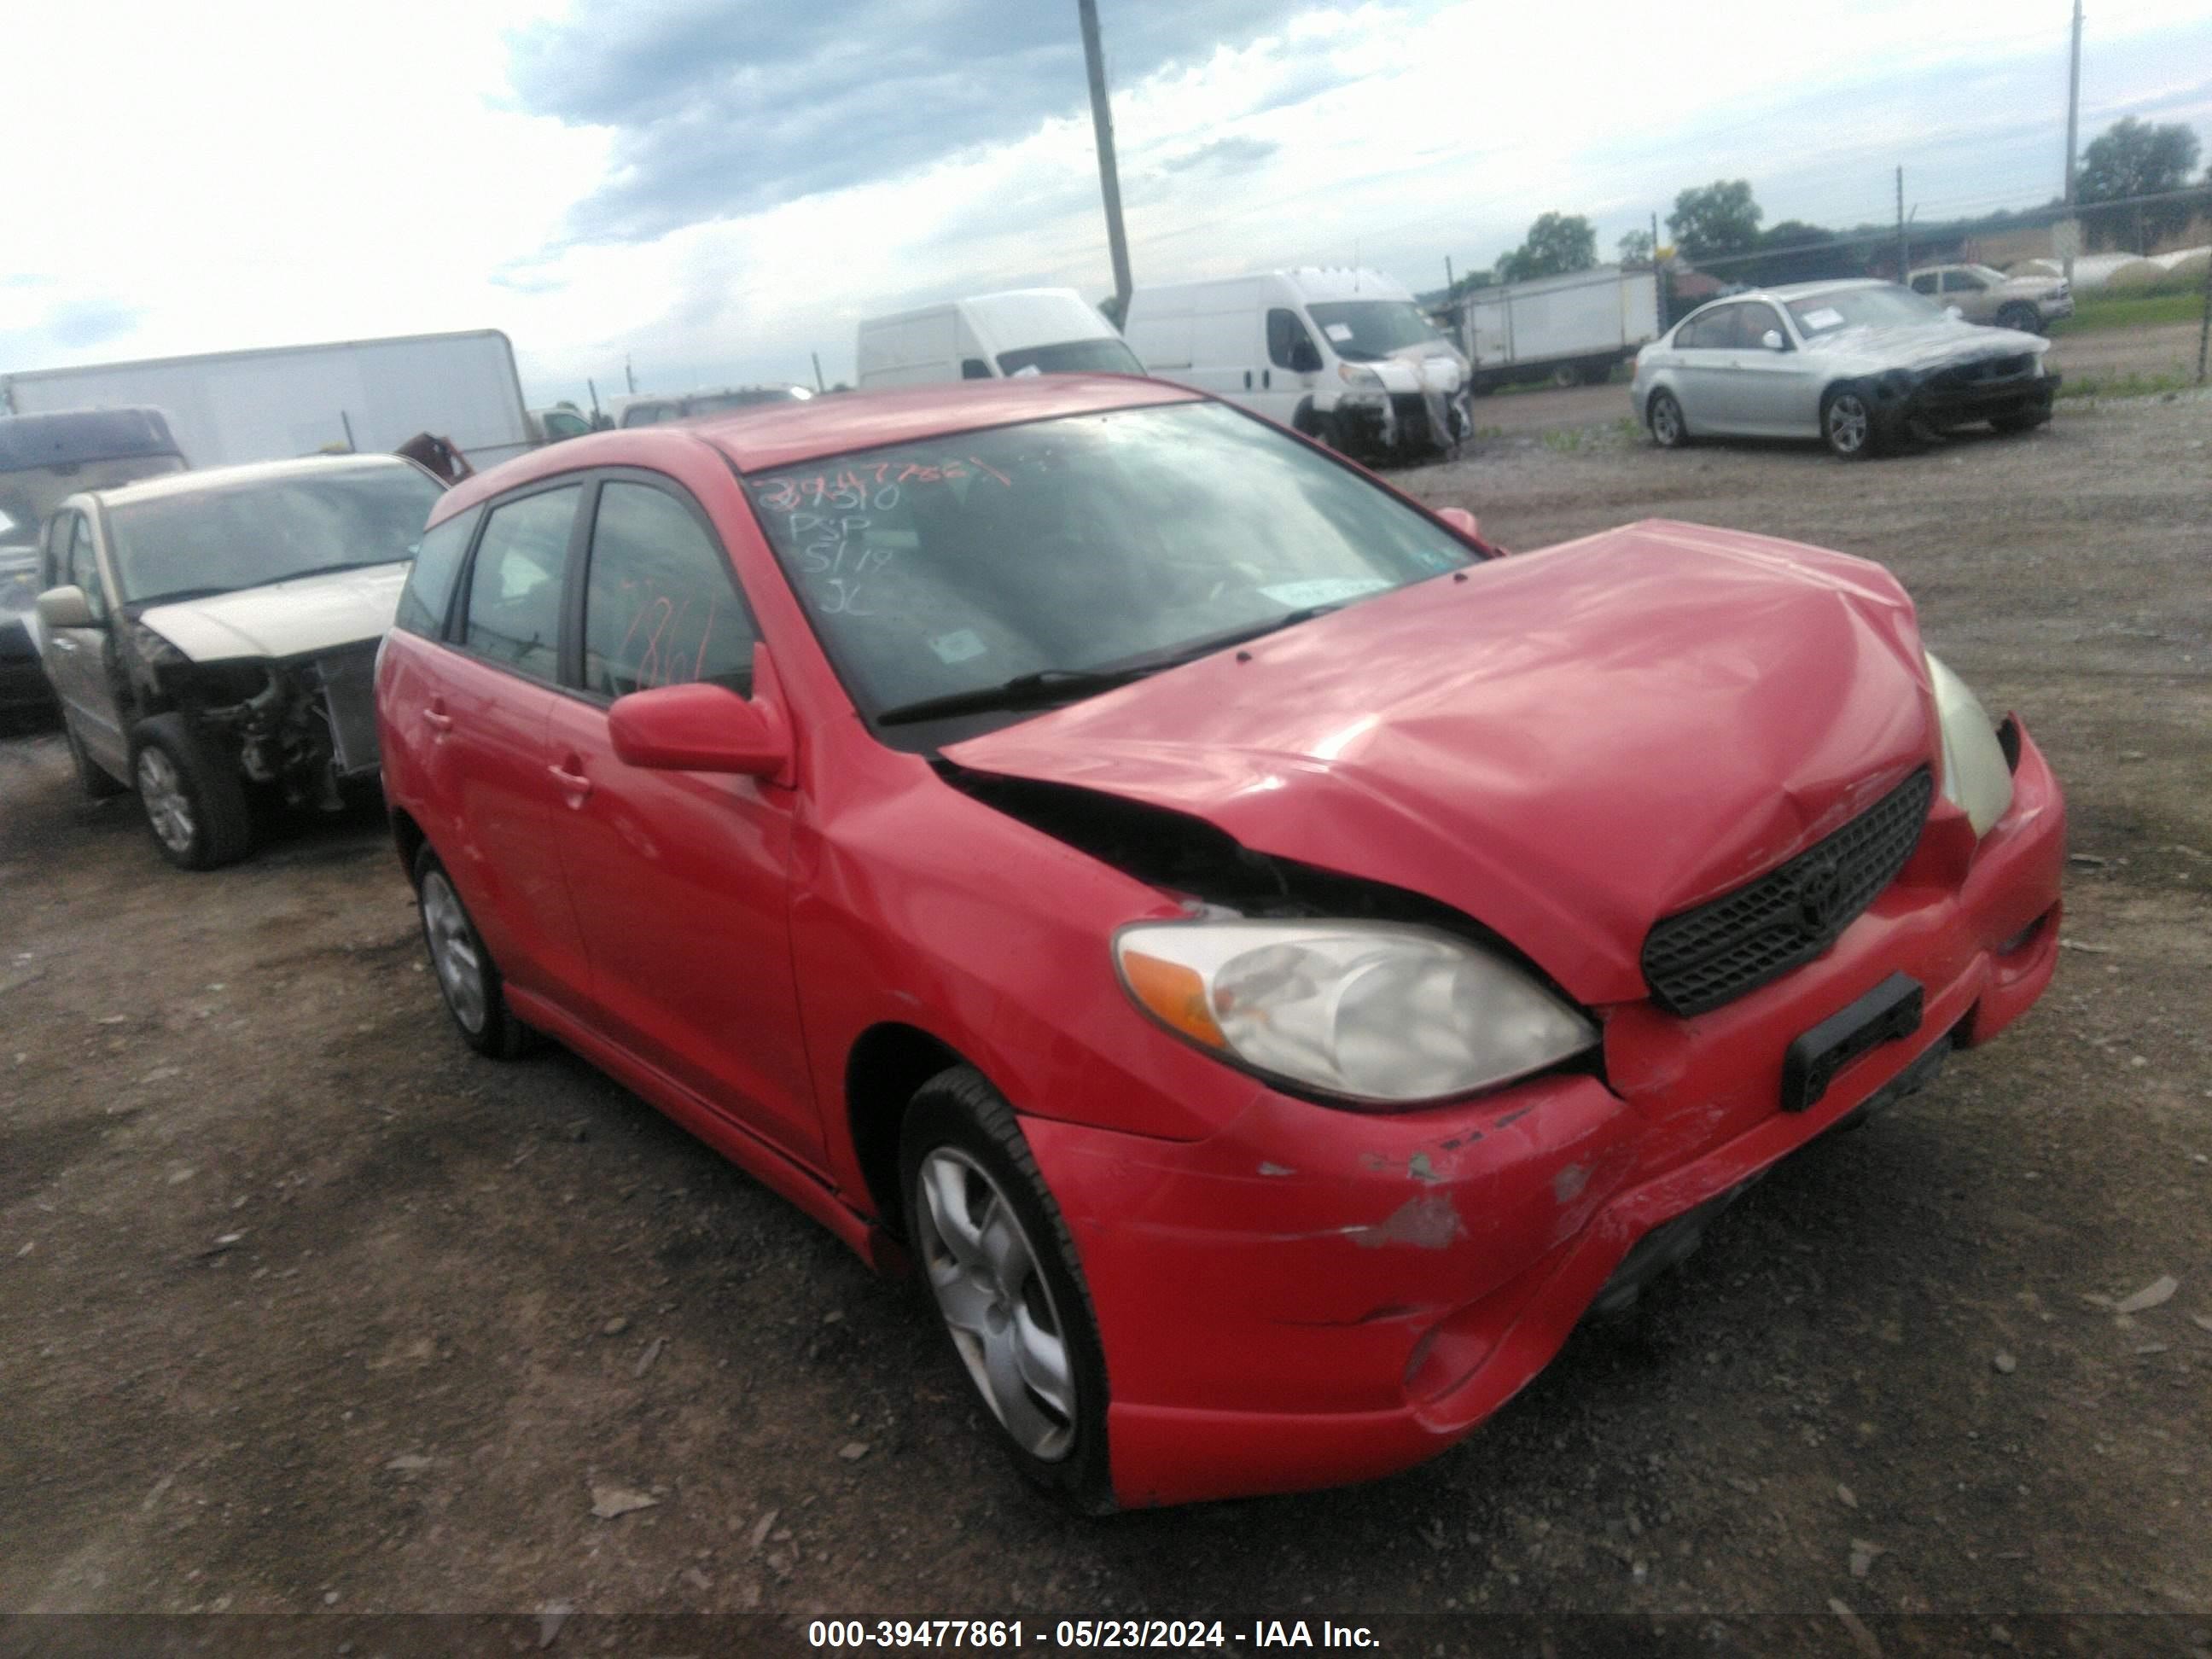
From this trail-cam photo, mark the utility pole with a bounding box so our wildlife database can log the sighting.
[1895,166,1907,282]
[1076,0,1133,319]
[624,356,637,394]
[1651,209,1664,325]
[2063,0,2083,286]
[811,351,825,393]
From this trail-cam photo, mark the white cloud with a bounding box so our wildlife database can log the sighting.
[3,0,2206,413]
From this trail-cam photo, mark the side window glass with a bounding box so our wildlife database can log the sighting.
[463,486,579,678]
[582,481,758,700]
[1735,306,1781,348]
[1266,309,1314,370]
[1911,273,1939,295]
[1680,307,1728,349]
[393,505,480,638]
[67,517,109,620]
[1953,271,1986,293]
[960,358,992,380]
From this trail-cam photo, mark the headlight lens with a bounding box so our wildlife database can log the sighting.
[1115,920,1596,1105]
[1338,364,1384,389]
[1925,651,2013,836]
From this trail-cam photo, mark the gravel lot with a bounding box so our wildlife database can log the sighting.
[2,390,2208,1633]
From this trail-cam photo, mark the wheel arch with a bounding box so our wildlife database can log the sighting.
[389,804,428,888]
[845,1022,972,1237]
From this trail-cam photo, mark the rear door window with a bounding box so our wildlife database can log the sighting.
[579,480,758,700]
[393,505,481,639]
[1676,306,1733,349]
[461,486,580,680]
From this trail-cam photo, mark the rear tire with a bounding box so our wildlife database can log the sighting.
[64,713,128,799]
[900,1066,1112,1513]
[1994,302,2041,335]
[1821,385,1879,460]
[1579,358,1615,386]
[1646,389,1689,449]
[130,713,254,869]
[413,845,534,1059]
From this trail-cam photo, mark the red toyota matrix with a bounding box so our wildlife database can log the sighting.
[374,376,2063,1509]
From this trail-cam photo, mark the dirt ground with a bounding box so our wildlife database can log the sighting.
[1,387,2208,1637]
[1471,317,2208,436]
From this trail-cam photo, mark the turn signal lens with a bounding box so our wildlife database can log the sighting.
[1119,949,1229,1050]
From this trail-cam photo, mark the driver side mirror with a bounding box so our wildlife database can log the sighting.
[1944,305,1963,319]
[1289,341,1324,375]
[608,681,789,779]
[1437,507,1481,540]
[1760,329,1786,352]
[35,585,96,630]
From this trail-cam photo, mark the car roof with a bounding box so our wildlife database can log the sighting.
[437,375,1203,518]
[80,452,427,509]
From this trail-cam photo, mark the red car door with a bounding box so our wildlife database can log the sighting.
[435,481,595,1013]
[543,472,820,1166]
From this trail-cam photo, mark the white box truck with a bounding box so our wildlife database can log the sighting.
[856,289,1141,387]
[1,329,535,473]
[1121,267,1470,459]
[1460,266,1662,392]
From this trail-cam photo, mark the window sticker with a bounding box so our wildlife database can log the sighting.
[1323,323,1354,343]
[928,628,987,665]
[1257,575,1394,608]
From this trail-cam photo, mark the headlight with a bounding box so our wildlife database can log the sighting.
[1115,920,1597,1105]
[1925,651,2012,836]
[1338,364,1384,390]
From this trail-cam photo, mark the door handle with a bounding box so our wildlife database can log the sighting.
[422,707,452,732]
[547,761,592,799]
[1243,370,1252,390]
[1263,369,1272,390]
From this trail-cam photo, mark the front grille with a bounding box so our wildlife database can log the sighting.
[1388,392,1435,449]
[1641,768,1934,1016]
[1932,354,2031,392]
[314,646,381,775]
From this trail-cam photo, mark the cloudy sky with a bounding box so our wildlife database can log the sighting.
[4,0,2209,410]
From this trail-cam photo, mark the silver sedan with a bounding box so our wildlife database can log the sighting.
[1629,280,2058,459]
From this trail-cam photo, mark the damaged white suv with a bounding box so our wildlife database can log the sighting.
[33,455,443,868]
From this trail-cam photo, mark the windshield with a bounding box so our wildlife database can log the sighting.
[995,337,1144,377]
[743,400,1476,739]
[1786,285,1947,336]
[1305,300,1448,362]
[686,388,809,416]
[108,464,442,606]
[0,454,187,545]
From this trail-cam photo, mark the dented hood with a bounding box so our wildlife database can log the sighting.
[944,521,1937,1004]
[137,562,410,662]
[1807,317,2050,377]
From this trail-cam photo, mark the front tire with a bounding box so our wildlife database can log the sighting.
[1991,407,2052,434]
[1994,302,2041,335]
[414,846,533,1059]
[1646,389,1689,449]
[900,1067,1111,1512]
[130,713,253,869]
[1821,385,1878,460]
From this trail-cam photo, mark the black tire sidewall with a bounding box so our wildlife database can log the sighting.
[899,1068,1114,1512]
[1997,304,2040,334]
[1649,391,1686,448]
[130,713,253,869]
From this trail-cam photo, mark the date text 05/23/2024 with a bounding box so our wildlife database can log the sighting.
[806,1621,1380,1650]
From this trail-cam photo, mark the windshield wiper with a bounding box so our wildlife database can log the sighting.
[873,604,1351,728]
[875,666,1159,727]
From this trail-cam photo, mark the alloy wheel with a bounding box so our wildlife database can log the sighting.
[136,748,195,856]
[421,870,489,1034]
[1650,394,1682,446]
[1827,394,1871,456]
[912,1146,1077,1461]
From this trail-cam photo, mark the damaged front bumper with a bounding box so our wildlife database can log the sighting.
[1878,355,2057,435]
[1023,726,2065,1507]
[157,642,384,804]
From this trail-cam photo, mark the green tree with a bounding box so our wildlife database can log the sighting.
[1743,220,1855,286]
[1667,180,1764,263]
[1496,212,1598,283]
[2077,118,2204,252]
[1616,228,1655,267]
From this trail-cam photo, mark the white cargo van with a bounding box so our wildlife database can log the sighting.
[855,289,1140,388]
[1121,268,1470,457]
